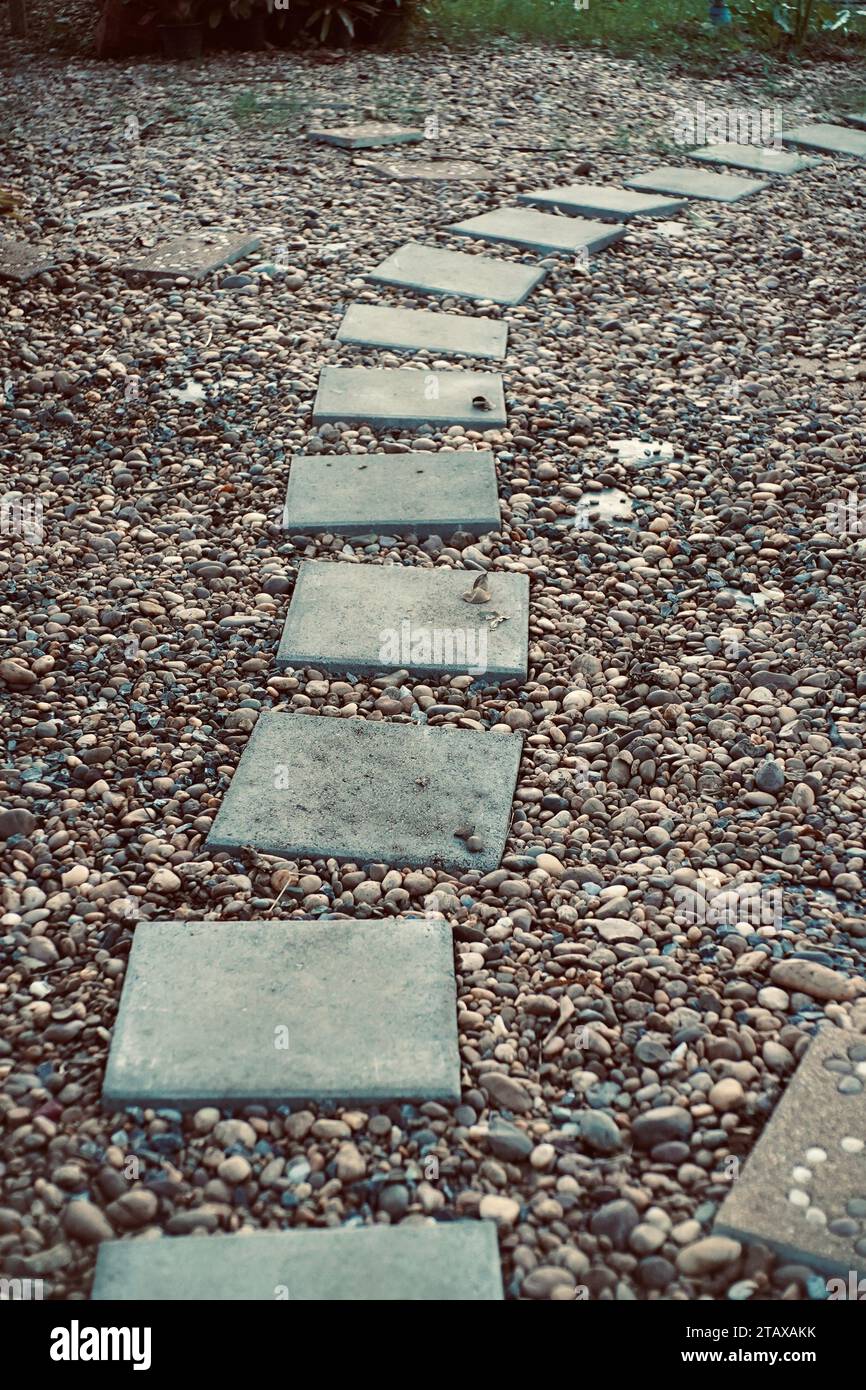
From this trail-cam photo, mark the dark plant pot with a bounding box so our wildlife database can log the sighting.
[158,22,204,58]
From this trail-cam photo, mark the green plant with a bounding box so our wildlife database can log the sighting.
[206,0,264,28]
[303,0,403,43]
[737,0,855,47]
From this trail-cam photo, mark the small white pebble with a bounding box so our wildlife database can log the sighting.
[788,1188,810,1207]
[805,1147,828,1164]
[841,1137,864,1154]
[791,1166,812,1184]
[805,1207,827,1225]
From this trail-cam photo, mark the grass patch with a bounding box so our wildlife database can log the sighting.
[231,91,310,127]
[408,0,866,70]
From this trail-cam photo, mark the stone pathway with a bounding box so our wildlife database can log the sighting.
[625,166,769,203]
[204,711,523,872]
[516,182,685,220]
[336,303,508,359]
[0,239,60,282]
[276,561,529,680]
[103,919,461,1108]
[447,206,627,255]
[118,233,262,281]
[56,117,863,1299]
[282,449,501,538]
[308,122,424,149]
[780,121,866,158]
[94,1224,504,1301]
[312,364,508,429]
[688,143,819,175]
[715,1028,866,1283]
[366,241,546,305]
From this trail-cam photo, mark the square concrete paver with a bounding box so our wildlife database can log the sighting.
[102,918,460,1107]
[625,166,768,202]
[0,241,60,282]
[206,711,523,872]
[309,122,423,148]
[367,241,545,306]
[715,1027,866,1282]
[313,365,507,429]
[277,560,528,680]
[93,1224,504,1301]
[689,142,820,175]
[118,233,261,280]
[366,158,491,182]
[449,206,626,255]
[781,122,866,158]
[336,303,507,360]
[517,182,685,221]
[283,450,501,538]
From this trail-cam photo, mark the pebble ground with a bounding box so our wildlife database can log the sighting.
[1,42,865,1301]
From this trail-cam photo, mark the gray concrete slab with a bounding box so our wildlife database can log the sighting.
[277,561,528,680]
[844,114,866,132]
[283,450,501,539]
[449,206,626,255]
[366,158,490,182]
[0,241,59,283]
[102,918,460,1108]
[517,182,685,221]
[336,303,507,360]
[625,166,768,202]
[309,122,423,148]
[715,1027,866,1282]
[313,365,507,430]
[688,143,820,175]
[781,122,866,157]
[93,1223,504,1301]
[367,241,545,307]
[78,200,158,221]
[118,233,262,280]
[206,711,522,872]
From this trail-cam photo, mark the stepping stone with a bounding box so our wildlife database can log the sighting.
[102,917,460,1108]
[336,303,507,360]
[448,206,625,256]
[78,200,158,221]
[0,240,59,283]
[624,166,768,203]
[843,113,866,132]
[367,241,545,307]
[309,122,423,149]
[283,450,500,539]
[93,1223,504,1301]
[277,560,528,680]
[366,158,490,182]
[572,487,634,528]
[118,233,261,281]
[781,122,866,158]
[689,142,820,175]
[205,711,523,872]
[715,1027,866,1282]
[313,365,506,429]
[517,182,685,222]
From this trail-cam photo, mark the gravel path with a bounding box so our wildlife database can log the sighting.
[1,44,865,1301]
